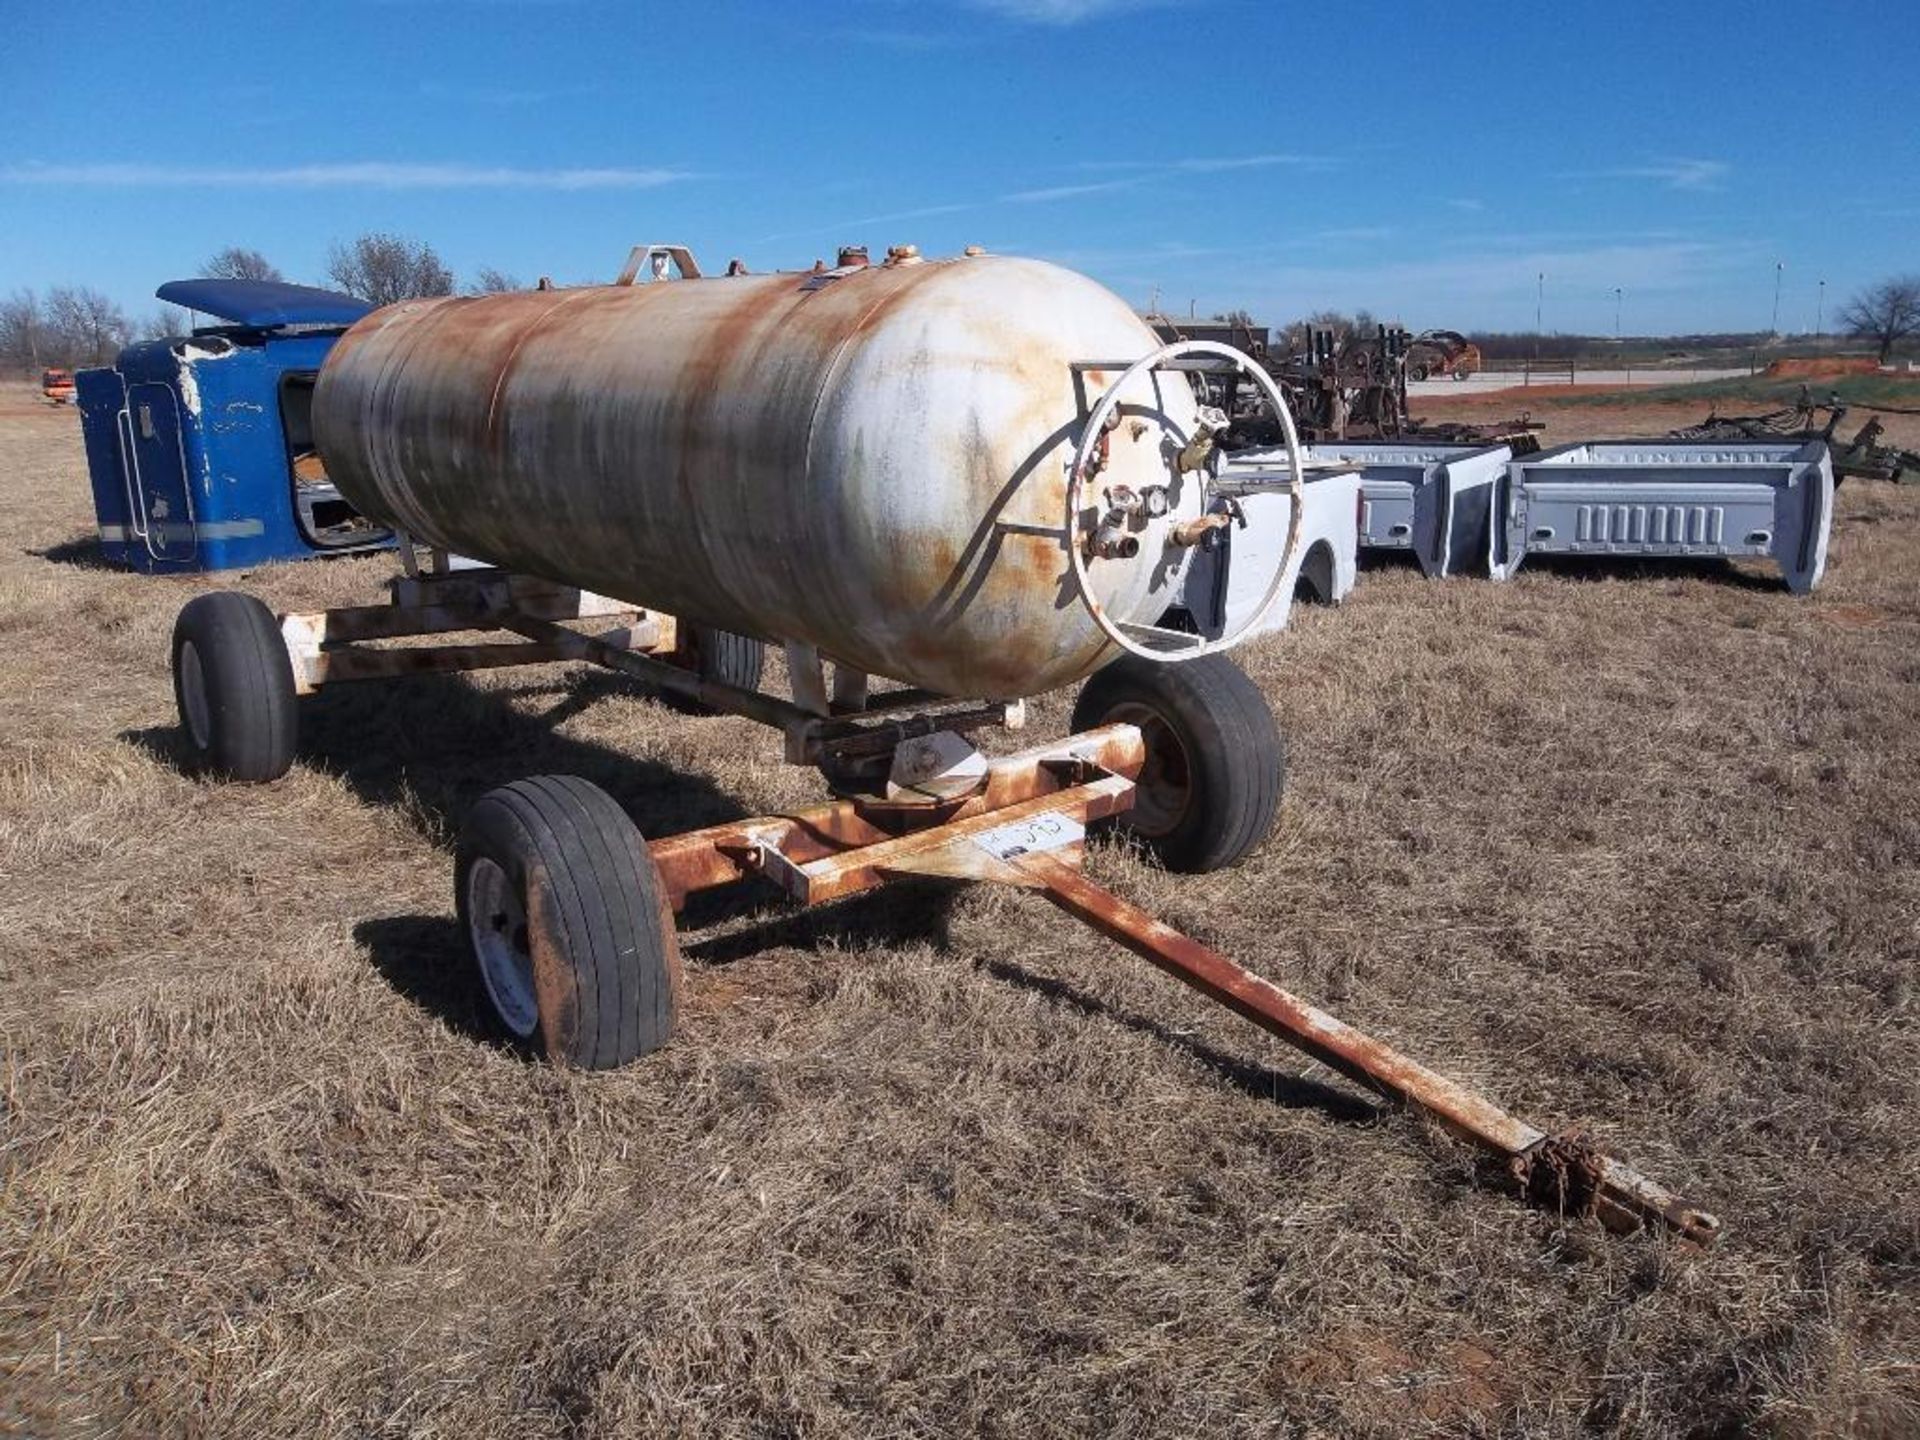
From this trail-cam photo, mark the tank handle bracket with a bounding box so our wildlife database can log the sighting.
[615,244,703,286]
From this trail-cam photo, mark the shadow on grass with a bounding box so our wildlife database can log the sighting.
[29,534,119,570]
[680,878,961,966]
[1520,553,1787,592]
[352,883,960,1059]
[302,668,751,845]
[120,669,749,845]
[352,913,519,1056]
[1355,550,1424,578]
[981,955,1377,1122]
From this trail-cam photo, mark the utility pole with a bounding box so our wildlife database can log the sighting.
[1816,278,1826,342]
[1770,260,1784,337]
[1614,286,1623,342]
[1534,272,1544,368]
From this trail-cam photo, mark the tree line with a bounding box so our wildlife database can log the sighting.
[1220,277,1920,364]
[0,234,522,376]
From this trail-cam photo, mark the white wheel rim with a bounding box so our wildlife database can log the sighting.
[1065,340,1304,663]
[179,641,212,751]
[466,857,539,1038]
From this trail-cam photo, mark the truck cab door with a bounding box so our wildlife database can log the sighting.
[125,382,197,563]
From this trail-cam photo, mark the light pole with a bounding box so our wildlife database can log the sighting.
[1613,286,1623,341]
[1816,279,1826,342]
[1770,260,1784,337]
[1534,271,1544,370]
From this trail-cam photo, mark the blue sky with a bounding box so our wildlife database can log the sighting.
[4,0,1915,335]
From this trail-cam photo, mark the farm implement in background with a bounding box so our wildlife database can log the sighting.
[1149,313,1541,454]
[1669,387,1920,486]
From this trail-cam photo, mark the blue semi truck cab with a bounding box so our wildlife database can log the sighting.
[75,278,393,573]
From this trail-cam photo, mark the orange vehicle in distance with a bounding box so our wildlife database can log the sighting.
[41,368,76,404]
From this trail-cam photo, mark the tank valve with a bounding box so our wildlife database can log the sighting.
[1087,486,1145,560]
[1175,422,1219,474]
[1170,514,1231,547]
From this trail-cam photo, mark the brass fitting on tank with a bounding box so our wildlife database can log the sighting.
[1169,513,1233,547]
[1087,486,1145,560]
[1175,422,1219,474]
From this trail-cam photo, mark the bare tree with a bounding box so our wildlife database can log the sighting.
[469,266,522,294]
[1278,309,1381,356]
[45,286,130,367]
[1840,276,1920,362]
[326,233,455,307]
[202,246,285,283]
[0,289,47,375]
[136,306,190,341]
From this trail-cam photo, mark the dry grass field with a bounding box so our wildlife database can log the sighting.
[2,378,1918,1438]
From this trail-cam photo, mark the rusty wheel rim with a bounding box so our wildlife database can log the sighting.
[467,857,538,1038]
[1107,702,1192,839]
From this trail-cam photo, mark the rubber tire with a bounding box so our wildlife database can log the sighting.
[664,624,766,714]
[171,591,298,782]
[455,775,681,1069]
[1071,653,1284,874]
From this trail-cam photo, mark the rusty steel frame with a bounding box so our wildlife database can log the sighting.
[659,726,1721,1246]
[274,565,1025,766]
[274,565,1719,1244]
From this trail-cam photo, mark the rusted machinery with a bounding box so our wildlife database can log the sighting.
[40,367,75,404]
[1669,388,1920,485]
[1405,328,1482,381]
[167,243,1716,1245]
[1151,315,1536,453]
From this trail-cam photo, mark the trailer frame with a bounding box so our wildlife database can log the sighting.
[228,557,1722,1247]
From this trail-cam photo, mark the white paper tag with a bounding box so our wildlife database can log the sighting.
[971,813,1086,862]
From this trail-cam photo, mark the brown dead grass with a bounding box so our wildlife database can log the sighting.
[1,381,1917,1438]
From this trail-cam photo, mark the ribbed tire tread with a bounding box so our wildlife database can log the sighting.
[171,591,297,782]
[1070,654,1284,873]
[456,776,680,1068]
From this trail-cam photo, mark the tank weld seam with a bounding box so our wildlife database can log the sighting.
[798,266,955,646]
[482,287,605,453]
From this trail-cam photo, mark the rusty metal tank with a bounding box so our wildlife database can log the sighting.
[312,250,1215,699]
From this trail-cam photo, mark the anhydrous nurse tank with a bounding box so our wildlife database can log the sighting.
[313,252,1209,699]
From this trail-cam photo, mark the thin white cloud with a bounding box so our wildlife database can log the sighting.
[760,176,1152,242]
[964,0,1176,21]
[1081,153,1336,174]
[1001,177,1142,203]
[1579,157,1729,191]
[1315,226,1394,242]
[0,161,693,190]
[1446,197,1485,212]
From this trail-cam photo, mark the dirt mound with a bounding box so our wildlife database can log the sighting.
[1765,356,1883,378]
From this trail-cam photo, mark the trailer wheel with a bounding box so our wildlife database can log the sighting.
[171,592,297,782]
[1071,654,1284,873]
[664,624,765,712]
[455,775,680,1069]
